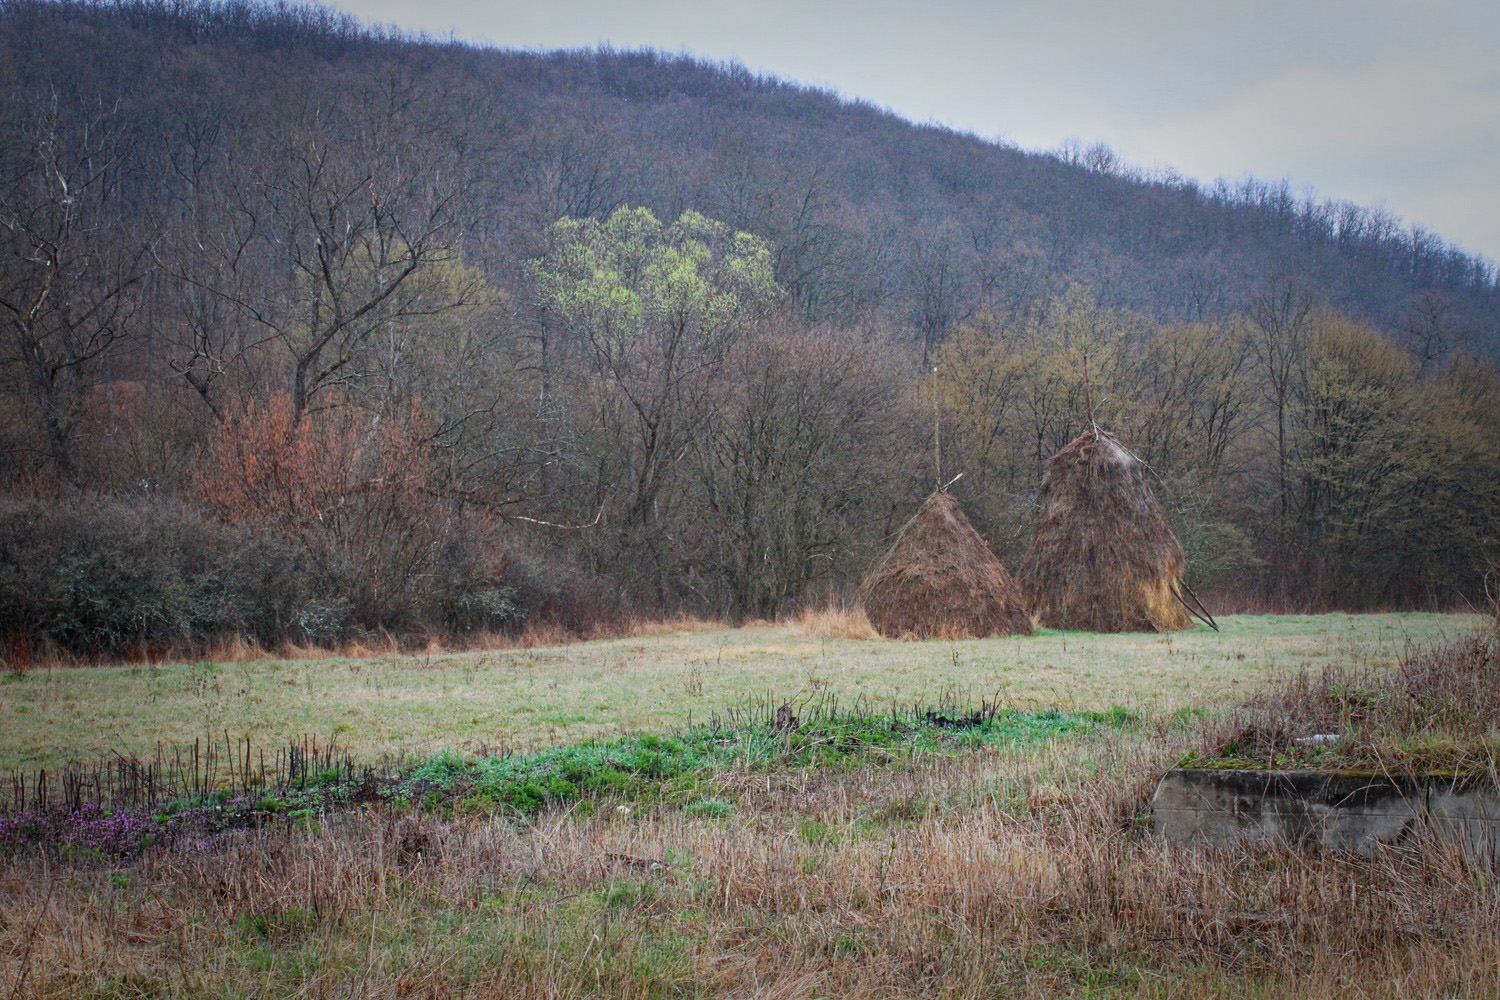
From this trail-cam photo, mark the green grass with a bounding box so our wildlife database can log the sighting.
[2,706,1129,863]
[0,612,1479,771]
[397,706,1131,821]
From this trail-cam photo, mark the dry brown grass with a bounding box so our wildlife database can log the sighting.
[8,611,728,674]
[793,603,880,640]
[1195,630,1500,776]
[160,616,730,669]
[626,615,731,638]
[3,728,1496,999]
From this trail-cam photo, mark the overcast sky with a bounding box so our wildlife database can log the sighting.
[335,0,1500,262]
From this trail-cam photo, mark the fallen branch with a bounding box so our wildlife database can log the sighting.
[508,505,605,530]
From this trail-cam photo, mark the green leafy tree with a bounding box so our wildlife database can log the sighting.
[528,207,780,593]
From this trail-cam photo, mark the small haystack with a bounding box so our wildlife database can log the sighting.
[858,491,1032,640]
[1018,429,1193,632]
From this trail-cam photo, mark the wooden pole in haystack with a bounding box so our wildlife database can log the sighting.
[931,365,942,491]
[1083,351,1099,440]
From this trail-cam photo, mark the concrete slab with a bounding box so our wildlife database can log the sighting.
[1151,768,1499,857]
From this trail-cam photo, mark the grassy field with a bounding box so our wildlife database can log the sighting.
[2,612,1497,999]
[0,612,1479,771]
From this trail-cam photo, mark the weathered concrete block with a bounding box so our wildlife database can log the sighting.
[1151,768,1499,857]
[1426,778,1500,857]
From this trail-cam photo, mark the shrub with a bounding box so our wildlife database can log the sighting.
[442,585,525,634]
[0,494,265,656]
[488,533,630,636]
[0,488,637,659]
[0,494,390,656]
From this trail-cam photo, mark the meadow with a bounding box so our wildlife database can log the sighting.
[0,612,1473,772]
[2,611,1496,1000]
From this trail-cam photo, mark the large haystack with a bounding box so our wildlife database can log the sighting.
[1019,429,1193,632]
[857,491,1032,640]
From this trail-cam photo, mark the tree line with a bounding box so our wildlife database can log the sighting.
[1,0,1497,657]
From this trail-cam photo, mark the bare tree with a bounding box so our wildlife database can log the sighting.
[0,91,147,478]
[689,324,906,617]
[162,65,478,421]
[1248,276,1314,528]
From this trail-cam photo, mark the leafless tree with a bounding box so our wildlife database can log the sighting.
[0,91,148,478]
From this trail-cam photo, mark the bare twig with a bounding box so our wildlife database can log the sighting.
[508,505,605,530]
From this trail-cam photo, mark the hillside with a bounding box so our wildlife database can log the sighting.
[2,0,1498,650]
[3,0,1497,345]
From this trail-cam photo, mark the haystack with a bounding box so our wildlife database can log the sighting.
[1018,429,1193,632]
[857,491,1032,640]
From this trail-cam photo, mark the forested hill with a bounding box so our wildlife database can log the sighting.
[3,0,1497,350]
[4,0,1499,654]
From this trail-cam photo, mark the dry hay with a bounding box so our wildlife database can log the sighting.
[857,491,1032,640]
[1019,429,1192,632]
[795,603,880,640]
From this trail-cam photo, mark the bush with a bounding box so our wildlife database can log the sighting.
[0,494,294,656]
[0,490,638,660]
[484,533,630,636]
[441,585,525,634]
[0,494,396,656]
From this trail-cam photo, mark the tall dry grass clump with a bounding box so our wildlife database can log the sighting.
[794,603,880,640]
[1198,629,1500,776]
[857,491,1032,640]
[626,615,731,638]
[1020,429,1194,632]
